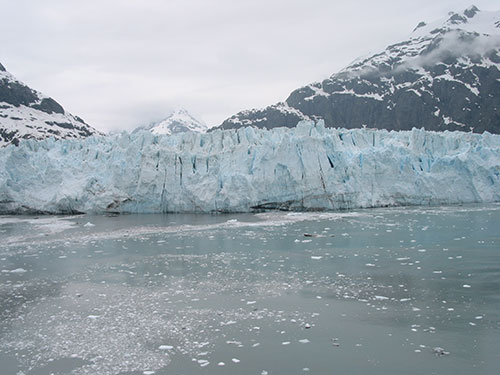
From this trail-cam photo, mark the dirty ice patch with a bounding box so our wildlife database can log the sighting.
[26,217,80,233]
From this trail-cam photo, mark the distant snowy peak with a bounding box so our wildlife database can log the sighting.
[0,63,102,147]
[219,6,500,134]
[142,109,208,135]
[411,5,498,37]
[345,6,500,75]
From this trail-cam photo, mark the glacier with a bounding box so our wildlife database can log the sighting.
[0,120,499,214]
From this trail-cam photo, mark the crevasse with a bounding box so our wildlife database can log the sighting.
[0,121,499,214]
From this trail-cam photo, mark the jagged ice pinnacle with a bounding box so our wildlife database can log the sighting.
[0,121,499,214]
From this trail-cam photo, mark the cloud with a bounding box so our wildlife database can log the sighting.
[403,30,500,70]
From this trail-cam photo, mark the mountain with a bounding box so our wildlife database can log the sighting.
[0,122,499,214]
[137,108,208,135]
[219,6,500,134]
[0,63,102,147]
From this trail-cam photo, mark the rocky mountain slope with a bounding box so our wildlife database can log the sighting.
[0,63,102,146]
[219,6,500,134]
[136,108,208,135]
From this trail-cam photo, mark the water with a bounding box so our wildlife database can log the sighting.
[0,204,499,375]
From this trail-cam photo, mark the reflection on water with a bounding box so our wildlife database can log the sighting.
[0,204,499,374]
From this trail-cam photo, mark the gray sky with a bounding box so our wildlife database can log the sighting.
[1,0,499,132]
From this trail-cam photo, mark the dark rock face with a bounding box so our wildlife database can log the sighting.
[284,61,500,134]
[32,98,65,115]
[0,78,38,108]
[219,7,500,134]
[464,6,480,19]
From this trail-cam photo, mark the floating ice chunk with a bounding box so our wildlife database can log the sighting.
[311,256,323,260]
[87,315,99,319]
[232,358,240,363]
[433,347,450,356]
[84,222,95,227]
[374,295,389,301]
[282,341,291,345]
[158,345,173,350]
[298,339,310,343]
[221,320,237,326]
[143,371,155,375]
[247,300,256,305]
[198,359,209,367]
[463,284,471,288]
[218,362,225,366]
[9,268,27,273]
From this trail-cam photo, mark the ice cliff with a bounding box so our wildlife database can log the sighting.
[0,121,499,214]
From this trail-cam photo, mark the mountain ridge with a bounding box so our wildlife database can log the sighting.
[218,5,500,134]
[0,63,102,147]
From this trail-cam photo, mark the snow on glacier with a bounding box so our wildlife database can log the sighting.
[0,120,499,214]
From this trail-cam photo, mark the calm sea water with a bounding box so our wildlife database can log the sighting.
[0,204,499,375]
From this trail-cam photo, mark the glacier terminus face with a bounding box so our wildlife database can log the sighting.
[0,121,499,214]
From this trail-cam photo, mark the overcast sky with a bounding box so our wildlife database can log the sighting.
[1,0,498,132]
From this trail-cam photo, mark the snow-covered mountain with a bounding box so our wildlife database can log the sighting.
[219,6,500,133]
[0,121,498,214]
[0,63,102,147]
[137,108,208,135]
